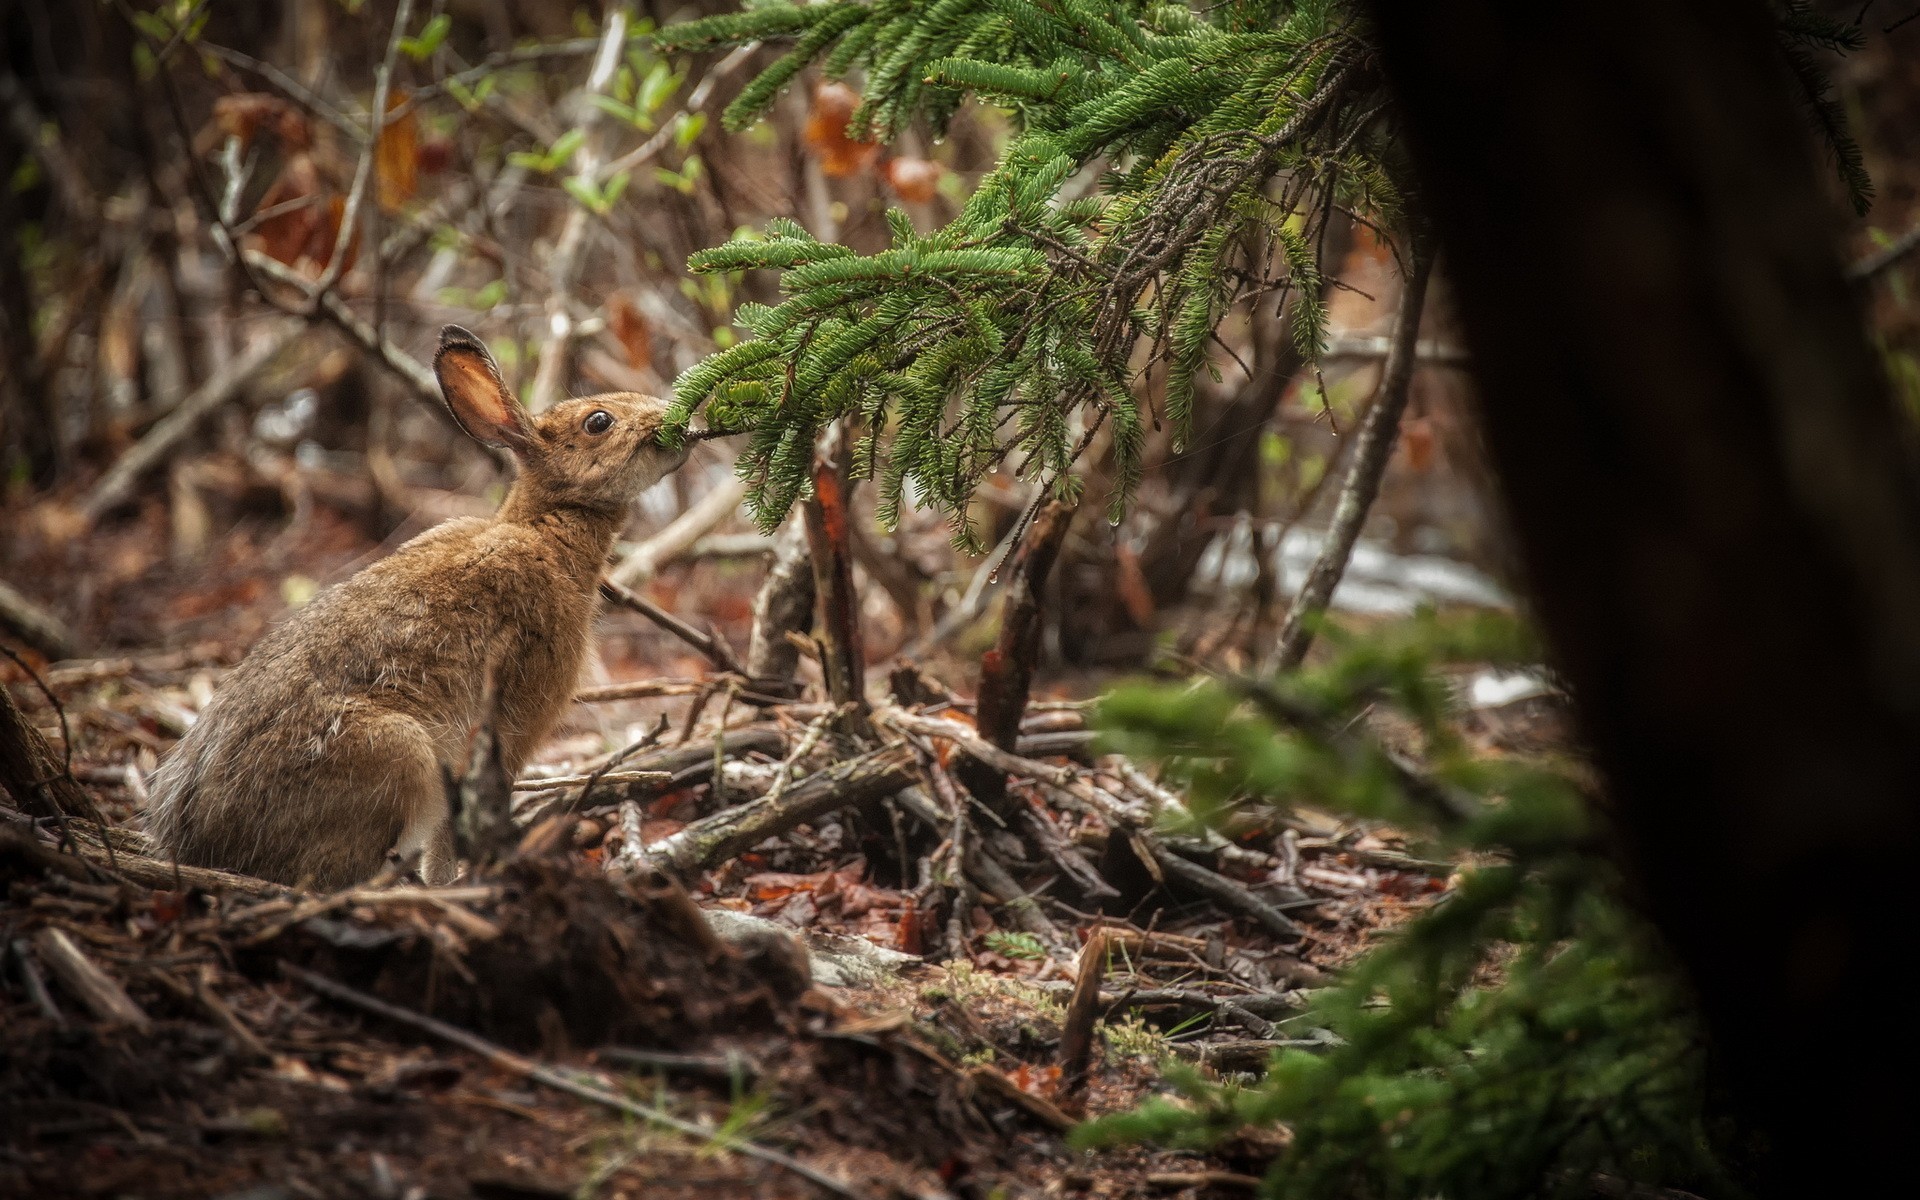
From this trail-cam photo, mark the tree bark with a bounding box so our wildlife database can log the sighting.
[1269,242,1433,671]
[960,501,1074,813]
[803,436,867,726]
[0,683,92,821]
[642,746,915,876]
[1364,0,1920,1189]
[745,514,815,694]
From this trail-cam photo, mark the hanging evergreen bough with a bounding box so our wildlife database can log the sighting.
[656,1,1873,546]
[656,1,1404,548]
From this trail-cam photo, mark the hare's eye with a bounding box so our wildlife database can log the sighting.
[583,410,614,435]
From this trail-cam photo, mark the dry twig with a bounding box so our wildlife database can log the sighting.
[283,963,861,1198]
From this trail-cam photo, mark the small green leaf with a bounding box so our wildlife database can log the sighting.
[546,128,587,169]
[399,13,451,61]
[130,12,172,43]
[590,95,638,124]
[601,169,631,208]
[637,62,680,117]
[562,175,606,214]
[674,111,707,150]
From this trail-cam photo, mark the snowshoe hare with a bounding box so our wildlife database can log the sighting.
[145,326,691,888]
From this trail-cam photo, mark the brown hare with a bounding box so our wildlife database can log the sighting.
[145,325,691,888]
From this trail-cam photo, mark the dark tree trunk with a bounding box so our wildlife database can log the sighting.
[1364,0,1919,1189]
[0,112,52,485]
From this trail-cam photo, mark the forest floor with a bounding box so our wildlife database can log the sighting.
[0,492,1553,1200]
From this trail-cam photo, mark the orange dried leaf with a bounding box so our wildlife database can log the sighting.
[607,292,653,371]
[1400,415,1437,473]
[1113,542,1156,628]
[211,93,310,152]
[251,155,327,268]
[804,81,880,179]
[374,91,418,212]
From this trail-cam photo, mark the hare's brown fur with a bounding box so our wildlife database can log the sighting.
[145,327,689,888]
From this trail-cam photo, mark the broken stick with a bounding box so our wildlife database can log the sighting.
[1057,928,1111,1112]
[641,745,916,875]
[31,927,152,1031]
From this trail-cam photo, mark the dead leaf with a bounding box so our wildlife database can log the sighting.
[210,93,310,154]
[804,82,880,179]
[1113,541,1156,628]
[606,292,653,371]
[1400,415,1436,473]
[375,91,418,212]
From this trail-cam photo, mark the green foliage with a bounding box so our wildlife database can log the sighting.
[655,2,1875,539]
[983,930,1050,960]
[1775,0,1873,214]
[656,1,1404,543]
[1079,613,1734,1198]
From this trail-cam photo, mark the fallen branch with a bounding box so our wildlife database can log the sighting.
[886,707,1305,936]
[599,577,742,673]
[79,323,301,522]
[96,847,282,896]
[609,476,749,588]
[641,745,916,876]
[573,677,711,703]
[283,963,861,1198]
[1269,241,1434,672]
[512,770,671,795]
[0,579,78,661]
[1146,1171,1262,1191]
[895,780,1073,956]
[515,726,787,826]
[31,927,151,1031]
[1029,981,1304,1024]
[1148,842,1304,940]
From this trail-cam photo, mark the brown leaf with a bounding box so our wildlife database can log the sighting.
[251,154,328,268]
[302,193,359,276]
[1113,541,1157,628]
[1400,415,1437,473]
[804,81,880,179]
[606,292,653,371]
[210,93,310,153]
[375,91,418,212]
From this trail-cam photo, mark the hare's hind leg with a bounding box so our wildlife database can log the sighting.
[289,709,445,889]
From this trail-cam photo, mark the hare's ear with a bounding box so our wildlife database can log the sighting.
[434,325,534,454]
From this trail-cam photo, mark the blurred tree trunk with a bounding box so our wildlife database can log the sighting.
[1365,0,1919,1190]
[0,111,53,485]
